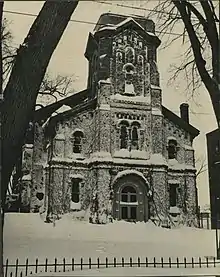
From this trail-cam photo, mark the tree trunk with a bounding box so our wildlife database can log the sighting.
[1,1,78,223]
[0,1,4,275]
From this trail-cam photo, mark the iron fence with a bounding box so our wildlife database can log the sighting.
[3,256,220,277]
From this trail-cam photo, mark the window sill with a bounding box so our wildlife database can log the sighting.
[72,153,85,160]
[169,206,180,214]
[70,201,81,211]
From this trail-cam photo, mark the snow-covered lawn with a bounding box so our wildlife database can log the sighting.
[3,213,217,267]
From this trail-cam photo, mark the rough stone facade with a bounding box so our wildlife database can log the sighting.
[21,13,200,227]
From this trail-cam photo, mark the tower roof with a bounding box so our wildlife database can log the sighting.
[94,13,155,34]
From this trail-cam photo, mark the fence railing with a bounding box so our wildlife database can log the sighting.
[4,256,220,277]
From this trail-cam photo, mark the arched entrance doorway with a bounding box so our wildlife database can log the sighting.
[112,172,149,222]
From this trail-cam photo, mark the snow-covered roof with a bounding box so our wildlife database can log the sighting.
[95,17,157,38]
[112,169,148,185]
[51,105,72,117]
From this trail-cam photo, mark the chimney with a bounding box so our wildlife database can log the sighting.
[180,103,189,123]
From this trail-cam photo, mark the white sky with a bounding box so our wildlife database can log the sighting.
[3,1,218,208]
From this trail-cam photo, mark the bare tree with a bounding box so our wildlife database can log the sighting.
[1,18,16,85]
[148,0,219,127]
[195,155,208,179]
[37,73,75,106]
[1,1,79,227]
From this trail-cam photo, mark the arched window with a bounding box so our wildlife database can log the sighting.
[131,126,139,150]
[138,55,144,73]
[73,130,84,154]
[120,125,128,149]
[116,51,122,63]
[167,139,177,159]
[125,46,135,64]
[123,63,135,95]
[145,46,148,61]
[121,186,137,202]
[71,178,80,203]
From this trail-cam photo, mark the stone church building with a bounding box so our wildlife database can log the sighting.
[21,13,200,227]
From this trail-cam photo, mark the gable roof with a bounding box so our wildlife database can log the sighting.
[94,13,155,33]
[162,105,199,138]
[34,88,90,123]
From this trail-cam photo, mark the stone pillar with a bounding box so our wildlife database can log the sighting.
[185,173,198,226]
[89,166,113,224]
[151,87,163,154]
[30,122,45,212]
[51,166,64,216]
[151,168,167,223]
[151,114,163,154]
[94,81,112,155]
[96,167,112,224]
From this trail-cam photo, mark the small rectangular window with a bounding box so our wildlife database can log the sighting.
[169,184,178,207]
[71,178,80,203]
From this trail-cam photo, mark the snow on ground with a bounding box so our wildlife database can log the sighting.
[3,213,217,267]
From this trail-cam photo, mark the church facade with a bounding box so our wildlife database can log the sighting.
[21,13,200,227]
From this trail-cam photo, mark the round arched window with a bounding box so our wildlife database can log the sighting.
[121,185,137,203]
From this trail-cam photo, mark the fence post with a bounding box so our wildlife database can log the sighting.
[81,258,83,270]
[192,257,194,268]
[15,259,19,277]
[54,258,57,272]
[169,257,171,268]
[35,259,38,274]
[199,257,201,268]
[137,257,140,267]
[129,257,132,267]
[72,258,74,271]
[161,257,163,268]
[45,258,48,273]
[106,258,108,268]
[113,257,116,267]
[177,257,179,268]
[25,259,28,276]
[184,257,186,268]
[89,258,91,269]
[122,257,124,267]
[4,259,8,277]
[213,257,216,267]
[153,257,156,268]
[63,258,65,272]
[146,257,148,268]
[206,257,209,268]
[97,258,99,269]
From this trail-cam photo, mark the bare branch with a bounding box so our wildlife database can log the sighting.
[36,73,75,106]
